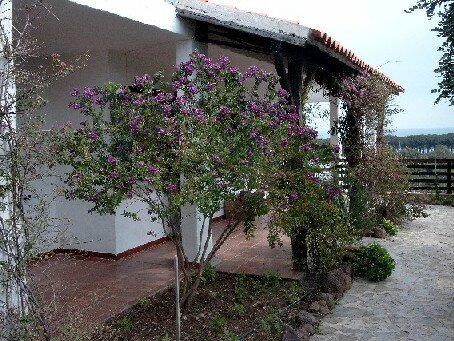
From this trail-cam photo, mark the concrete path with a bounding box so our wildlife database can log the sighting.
[312,205,454,341]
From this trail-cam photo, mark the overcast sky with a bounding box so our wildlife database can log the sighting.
[210,0,453,131]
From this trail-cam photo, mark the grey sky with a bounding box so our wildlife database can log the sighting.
[211,0,453,131]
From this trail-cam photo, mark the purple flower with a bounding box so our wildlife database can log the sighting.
[172,80,183,89]
[333,145,340,154]
[257,136,269,148]
[71,88,80,96]
[162,104,172,114]
[154,92,164,103]
[93,97,105,105]
[127,177,136,184]
[82,87,97,99]
[175,95,188,106]
[249,130,259,139]
[135,146,143,154]
[324,184,342,202]
[110,171,118,179]
[87,131,99,141]
[107,156,118,166]
[85,192,100,202]
[166,183,177,192]
[212,154,223,164]
[215,180,223,188]
[288,112,299,123]
[182,61,195,75]
[128,115,142,131]
[218,55,230,68]
[156,126,165,135]
[277,88,288,97]
[147,165,159,175]
[218,106,231,118]
[116,87,126,95]
[310,156,319,164]
[245,65,259,78]
[302,143,312,152]
[306,173,320,184]
[247,101,262,115]
[69,102,82,110]
[194,108,205,124]
[229,66,240,74]
[289,191,299,202]
[133,99,143,107]
[280,138,288,148]
[188,84,199,95]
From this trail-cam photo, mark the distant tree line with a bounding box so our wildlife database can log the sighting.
[386,133,454,158]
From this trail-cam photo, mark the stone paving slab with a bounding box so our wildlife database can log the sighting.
[311,205,454,341]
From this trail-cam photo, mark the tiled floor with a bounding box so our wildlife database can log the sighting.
[29,218,301,330]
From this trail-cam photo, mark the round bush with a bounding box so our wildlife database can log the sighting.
[353,244,395,281]
[382,219,399,236]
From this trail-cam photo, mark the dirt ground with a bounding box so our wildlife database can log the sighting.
[312,205,454,341]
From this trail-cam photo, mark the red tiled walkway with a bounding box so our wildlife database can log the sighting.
[30,218,300,330]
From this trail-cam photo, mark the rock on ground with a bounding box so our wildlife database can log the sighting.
[311,205,454,341]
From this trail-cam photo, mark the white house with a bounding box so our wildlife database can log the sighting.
[10,0,403,260]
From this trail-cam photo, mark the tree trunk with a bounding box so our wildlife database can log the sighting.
[290,227,308,271]
[343,110,362,169]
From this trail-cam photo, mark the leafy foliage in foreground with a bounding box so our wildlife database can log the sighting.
[382,219,399,236]
[353,244,395,282]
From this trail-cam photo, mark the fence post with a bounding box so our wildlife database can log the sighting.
[447,160,452,195]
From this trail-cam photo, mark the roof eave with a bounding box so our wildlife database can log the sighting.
[175,0,310,47]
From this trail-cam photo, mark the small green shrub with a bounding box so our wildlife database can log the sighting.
[382,219,399,236]
[258,271,281,290]
[201,264,217,283]
[285,281,305,304]
[353,244,395,282]
[209,315,229,334]
[259,307,282,333]
[227,303,246,317]
[234,273,247,302]
[138,296,152,307]
[116,316,134,332]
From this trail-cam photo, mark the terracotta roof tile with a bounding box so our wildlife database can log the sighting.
[310,29,404,93]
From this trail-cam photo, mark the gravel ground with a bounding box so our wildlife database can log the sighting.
[311,205,454,341]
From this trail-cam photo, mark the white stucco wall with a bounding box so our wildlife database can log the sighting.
[39,41,181,254]
[69,0,192,37]
[115,197,166,254]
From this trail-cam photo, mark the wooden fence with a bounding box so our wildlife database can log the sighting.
[405,159,453,194]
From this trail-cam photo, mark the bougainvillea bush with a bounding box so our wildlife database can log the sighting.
[60,51,340,309]
[338,72,423,229]
[267,128,356,275]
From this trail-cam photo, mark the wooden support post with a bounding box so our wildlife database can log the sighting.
[272,52,291,93]
[447,160,452,194]
[287,55,304,114]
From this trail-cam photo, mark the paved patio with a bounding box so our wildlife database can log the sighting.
[29,217,300,331]
[312,205,454,341]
